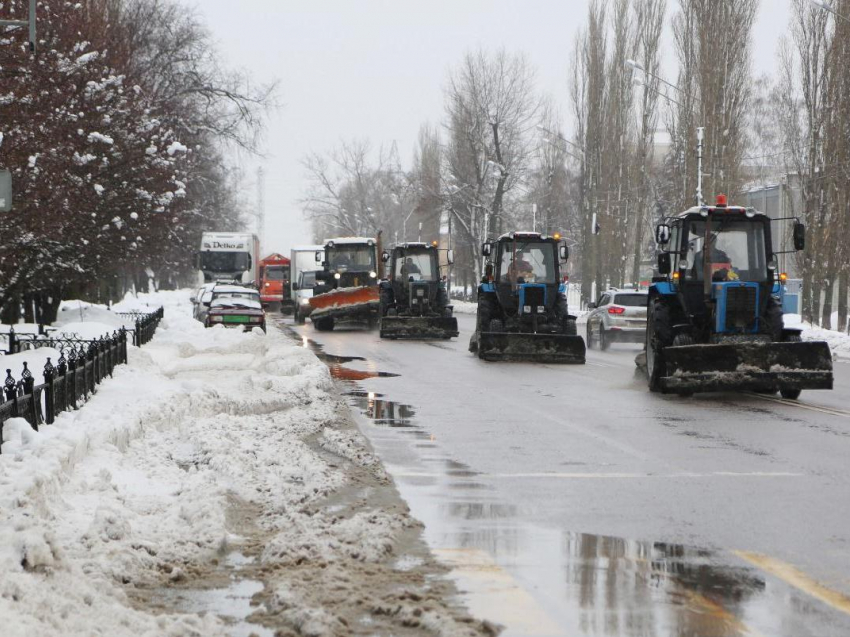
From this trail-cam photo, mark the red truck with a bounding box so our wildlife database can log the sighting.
[258,253,293,313]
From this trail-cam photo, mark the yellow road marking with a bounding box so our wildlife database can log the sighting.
[748,393,850,419]
[734,551,850,617]
[433,548,563,635]
[679,589,766,637]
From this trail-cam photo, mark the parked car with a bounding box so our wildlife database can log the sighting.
[293,270,321,325]
[192,283,217,323]
[200,285,266,332]
[585,289,648,350]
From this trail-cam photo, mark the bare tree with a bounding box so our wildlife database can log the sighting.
[444,49,542,280]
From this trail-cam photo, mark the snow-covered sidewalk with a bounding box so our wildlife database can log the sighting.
[0,290,489,637]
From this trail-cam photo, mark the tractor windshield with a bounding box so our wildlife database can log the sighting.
[685,219,768,282]
[395,251,437,281]
[328,245,375,272]
[499,241,556,284]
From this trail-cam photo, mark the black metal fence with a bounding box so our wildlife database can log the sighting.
[0,307,163,453]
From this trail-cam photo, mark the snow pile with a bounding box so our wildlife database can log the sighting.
[0,288,477,636]
[785,313,850,360]
[452,299,478,315]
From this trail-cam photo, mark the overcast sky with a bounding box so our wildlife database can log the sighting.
[193,0,792,255]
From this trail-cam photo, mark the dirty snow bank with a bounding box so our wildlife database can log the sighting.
[0,289,488,637]
[785,313,850,360]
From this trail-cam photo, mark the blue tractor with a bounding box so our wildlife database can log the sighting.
[469,231,585,363]
[642,195,833,399]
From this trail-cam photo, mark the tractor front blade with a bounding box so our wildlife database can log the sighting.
[661,341,833,393]
[477,331,586,364]
[379,316,459,340]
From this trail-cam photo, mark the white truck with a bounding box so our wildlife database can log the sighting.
[290,245,324,324]
[197,232,260,287]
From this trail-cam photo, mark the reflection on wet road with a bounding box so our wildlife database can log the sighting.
[280,316,850,637]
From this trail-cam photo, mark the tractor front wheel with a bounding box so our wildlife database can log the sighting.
[646,300,673,393]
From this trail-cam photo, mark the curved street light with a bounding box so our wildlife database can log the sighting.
[809,0,850,23]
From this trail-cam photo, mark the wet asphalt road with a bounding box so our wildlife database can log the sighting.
[280,313,850,637]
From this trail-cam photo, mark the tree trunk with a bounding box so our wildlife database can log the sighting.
[820,272,835,329]
[838,270,848,334]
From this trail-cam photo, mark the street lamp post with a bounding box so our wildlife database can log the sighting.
[809,0,850,23]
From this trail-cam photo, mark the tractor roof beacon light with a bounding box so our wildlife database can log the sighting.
[716,194,727,208]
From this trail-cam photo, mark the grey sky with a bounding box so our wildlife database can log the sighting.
[195,0,792,255]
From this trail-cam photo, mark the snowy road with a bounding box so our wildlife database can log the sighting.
[284,313,850,637]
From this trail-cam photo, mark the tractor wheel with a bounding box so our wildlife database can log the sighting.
[564,317,578,336]
[763,296,784,340]
[780,388,802,400]
[783,333,802,343]
[672,333,695,347]
[380,285,394,317]
[646,300,673,393]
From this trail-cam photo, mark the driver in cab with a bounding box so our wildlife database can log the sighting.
[505,254,535,283]
[693,244,739,282]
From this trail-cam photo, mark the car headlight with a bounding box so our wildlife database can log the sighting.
[369,271,377,278]
[210,315,224,322]
[334,272,341,280]
[248,316,263,323]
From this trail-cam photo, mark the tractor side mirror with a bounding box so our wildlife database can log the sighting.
[315,250,323,263]
[657,252,671,275]
[559,245,569,261]
[381,250,390,263]
[292,283,299,291]
[447,249,454,265]
[482,242,492,257]
[655,224,671,245]
[793,222,805,251]
[484,263,494,279]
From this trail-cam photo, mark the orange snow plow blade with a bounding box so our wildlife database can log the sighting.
[308,286,380,322]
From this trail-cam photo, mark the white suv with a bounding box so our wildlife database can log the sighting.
[586,289,648,350]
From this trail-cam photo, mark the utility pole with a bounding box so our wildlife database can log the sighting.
[256,166,265,250]
[695,127,705,206]
[0,0,37,53]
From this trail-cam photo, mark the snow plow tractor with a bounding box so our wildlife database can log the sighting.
[469,232,585,363]
[378,242,458,340]
[308,237,381,331]
[641,195,833,399]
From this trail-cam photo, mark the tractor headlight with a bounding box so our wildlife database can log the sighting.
[679,260,689,270]
[369,271,377,278]
[334,272,341,280]
[767,259,777,271]
[300,298,311,305]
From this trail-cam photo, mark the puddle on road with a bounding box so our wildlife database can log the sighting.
[290,325,850,637]
[296,335,399,380]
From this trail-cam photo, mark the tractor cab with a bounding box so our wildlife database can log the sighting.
[483,232,568,316]
[383,242,442,308]
[653,195,804,337]
[315,238,379,292]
